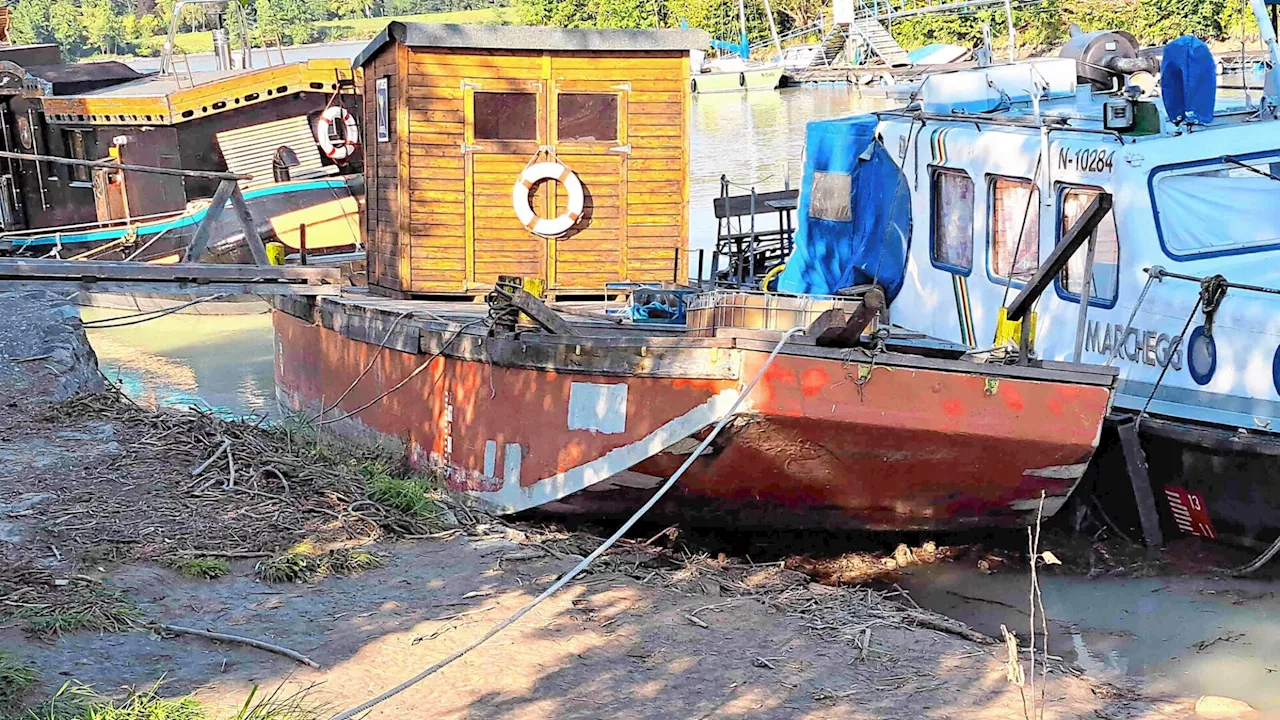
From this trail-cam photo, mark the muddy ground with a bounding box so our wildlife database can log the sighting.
[0,392,1218,720]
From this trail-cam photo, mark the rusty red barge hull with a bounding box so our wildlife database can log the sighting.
[272,297,1116,531]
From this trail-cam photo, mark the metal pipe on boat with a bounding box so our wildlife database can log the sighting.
[298,223,308,265]
[1249,0,1280,103]
[1146,266,1280,297]
[697,248,705,286]
[748,188,757,284]
[1072,232,1098,363]
[25,110,47,211]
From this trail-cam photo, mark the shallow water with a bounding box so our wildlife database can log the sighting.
[82,306,277,419]
[895,562,1280,715]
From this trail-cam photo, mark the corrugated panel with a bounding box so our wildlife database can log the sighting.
[215,115,330,189]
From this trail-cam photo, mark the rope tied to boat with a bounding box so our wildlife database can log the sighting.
[1198,273,1228,336]
[327,326,808,720]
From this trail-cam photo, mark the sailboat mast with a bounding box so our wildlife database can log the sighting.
[737,0,750,59]
[761,0,784,59]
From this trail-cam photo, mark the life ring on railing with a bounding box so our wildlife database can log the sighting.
[511,162,584,237]
[316,105,359,161]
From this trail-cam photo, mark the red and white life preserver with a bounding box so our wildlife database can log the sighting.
[316,105,359,161]
[511,162,584,237]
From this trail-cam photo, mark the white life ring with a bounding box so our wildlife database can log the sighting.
[511,162,584,237]
[316,105,359,161]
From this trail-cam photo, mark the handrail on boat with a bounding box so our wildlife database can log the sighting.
[0,209,192,239]
[0,151,248,181]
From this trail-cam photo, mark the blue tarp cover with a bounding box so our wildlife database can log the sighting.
[1161,36,1216,125]
[776,114,911,300]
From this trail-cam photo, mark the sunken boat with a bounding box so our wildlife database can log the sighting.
[270,23,1117,532]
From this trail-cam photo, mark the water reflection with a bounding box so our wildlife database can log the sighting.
[87,87,891,416]
[82,306,277,419]
[689,86,893,255]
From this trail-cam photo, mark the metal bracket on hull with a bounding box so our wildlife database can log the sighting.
[1114,415,1164,554]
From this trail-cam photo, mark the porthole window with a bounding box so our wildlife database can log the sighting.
[1187,326,1216,386]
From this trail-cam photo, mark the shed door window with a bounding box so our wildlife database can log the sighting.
[65,130,90,184]
[931,168,973,272]
[557,93,618,142]
[474,92,537,141]
[1059,186,1119,303]
[990,177,1039,279]
[375,77,389,143]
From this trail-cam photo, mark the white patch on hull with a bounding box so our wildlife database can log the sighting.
[470,389,744,514]
[1022,462,1090,480]
[1012,462,1092,517]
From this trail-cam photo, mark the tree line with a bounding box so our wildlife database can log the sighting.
[6,0,1258,62]
[517,0,1260,54]
[7,0,507,59]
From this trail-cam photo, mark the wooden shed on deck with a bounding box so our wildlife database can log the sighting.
[354,22,709,298]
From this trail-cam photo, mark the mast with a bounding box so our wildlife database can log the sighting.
[761,0,784,60]
[737,0,750,59]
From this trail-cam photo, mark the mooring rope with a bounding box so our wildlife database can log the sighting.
[327,325,807,720]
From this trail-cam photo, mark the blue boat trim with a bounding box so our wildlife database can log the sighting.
[1114,378,1280,431]
[12,179,349,249]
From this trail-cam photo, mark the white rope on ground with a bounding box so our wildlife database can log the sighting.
[327,325,807,720]
[1231,534,1280,576]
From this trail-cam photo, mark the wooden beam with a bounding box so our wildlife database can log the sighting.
[0,281,340,296]
[492,286,578,336]
[814,286,885,348]
[0,258,340,283]
[228,185,271,267]
[1006,193,1112,322]
[1114,416,1164,553]
[184,179,238,263]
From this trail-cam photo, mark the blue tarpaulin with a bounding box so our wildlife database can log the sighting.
[776,114,912,300]
[1161,36,1216,125]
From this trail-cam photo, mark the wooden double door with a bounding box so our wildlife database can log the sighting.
[463,77,630,292]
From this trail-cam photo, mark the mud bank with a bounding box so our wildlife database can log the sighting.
[0,292,1234,719]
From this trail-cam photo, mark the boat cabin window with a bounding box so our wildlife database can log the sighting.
[989,176,1039,280]
[474,92,538,141]
[64,129,90,185]
[930,168,974,272]
[1058,186,1119,304]
[1153,153,1280,257]
[375,77,389,143]
[557,94,618,142]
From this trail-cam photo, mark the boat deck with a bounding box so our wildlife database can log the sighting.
[271,289,1118,387]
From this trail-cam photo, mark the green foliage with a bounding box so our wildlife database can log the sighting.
[364,468,441,518]
[256,541,386,584]
[9,587,137,640]
[0,652,36,708]
[890,0,1247,55]
[255,0,327,44]
[18,680,325,720]
[165,557,231,580]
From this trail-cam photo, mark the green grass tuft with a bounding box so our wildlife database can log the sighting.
[166,558,231,581]
[19,680,327,720]
[256,543,386,584]
[365,471,440,519]
[22,681,205,720]
[15,591,138,640]
[0,652,35,707]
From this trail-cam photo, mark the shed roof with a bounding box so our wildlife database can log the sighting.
[354,22,709,68]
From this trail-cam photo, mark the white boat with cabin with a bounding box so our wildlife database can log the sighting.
[863,2,1280,556]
